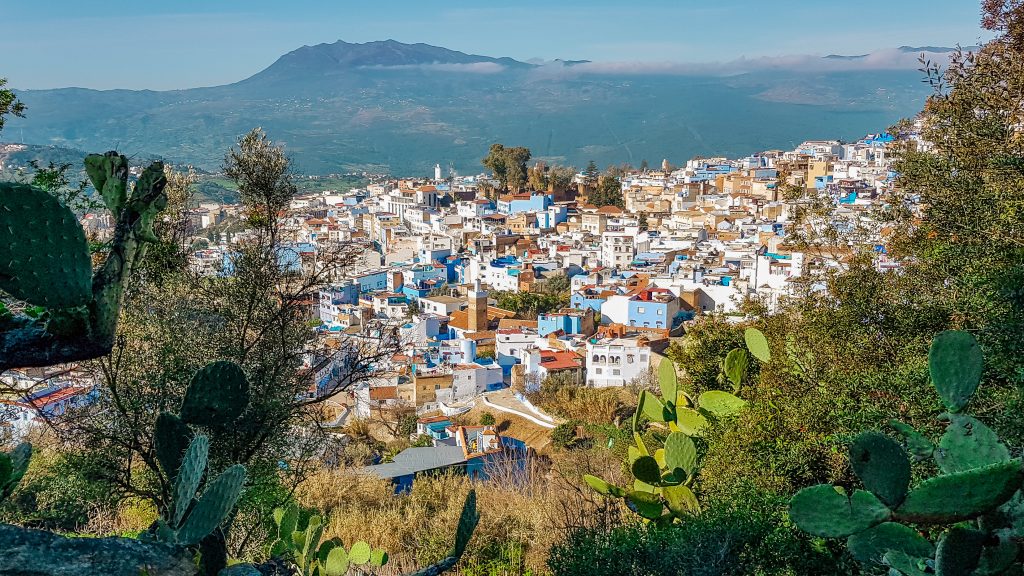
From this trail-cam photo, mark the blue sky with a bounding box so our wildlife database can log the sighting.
[2,0,990,90]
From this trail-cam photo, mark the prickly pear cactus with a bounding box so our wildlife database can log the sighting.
[788,331,1024,575]
[268,502,389,576]
[0,182,92,309]
[585,333,765,523]
[152,434,246,547]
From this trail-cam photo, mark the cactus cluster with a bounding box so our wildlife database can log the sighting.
[583,329,763,523]
[155,360,252,483]
[152,434,247,547]
[0,182,93,309]
[0,442,31,502]
[789,330,1024,575]
[269,503,388,576]
[0,152,169,371]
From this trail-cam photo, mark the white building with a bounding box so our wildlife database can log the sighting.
[585,337,652,388]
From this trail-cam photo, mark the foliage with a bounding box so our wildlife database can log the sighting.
[224,127,297,232]
[588,173,624,208]
[789,331,1024,575]
[0,77,25,134]
[492,290,567,319]
[551,422,579,449]
[883,23,1024,405]
[667,316,748,391]
[548,495,854,576]
[482,143,531,192]
[479,412,496,426]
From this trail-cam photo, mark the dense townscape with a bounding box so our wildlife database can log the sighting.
[2,127,921,486]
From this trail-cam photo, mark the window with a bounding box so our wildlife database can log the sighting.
[595,368,603,375]
[637,306,645,314]
[627,354,634,363]
[613,369,620,376]
[657,308,664,315]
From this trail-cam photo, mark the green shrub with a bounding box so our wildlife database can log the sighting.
[479,412,496,426]
[548,496,853,576]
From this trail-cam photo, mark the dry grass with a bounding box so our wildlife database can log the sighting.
[294,448,628,575]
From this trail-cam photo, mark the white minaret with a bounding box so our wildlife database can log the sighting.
[434,163,443,181]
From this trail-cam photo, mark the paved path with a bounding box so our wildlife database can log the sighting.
[481,393,557,429]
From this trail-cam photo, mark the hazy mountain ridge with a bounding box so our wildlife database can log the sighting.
[5,40,948,175]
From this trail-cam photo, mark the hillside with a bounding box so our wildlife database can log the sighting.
[5,40,941,175]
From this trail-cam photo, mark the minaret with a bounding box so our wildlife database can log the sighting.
[434,163,443,181]
[468,280,488,332]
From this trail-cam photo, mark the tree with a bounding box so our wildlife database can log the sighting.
[0,77,25,134]
[589,174,624,209]
[53,131,399,558]
[637,212,648,232]
[482,143,531,192]
[479,412,496,426]
[640,159,649,172]
[224,128,296,242]
[882,24,1024,388]
[583,161,600,186]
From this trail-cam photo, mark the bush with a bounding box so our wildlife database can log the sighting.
[547,495,855,576]
[550,421,578,449]
[479,412,496,426]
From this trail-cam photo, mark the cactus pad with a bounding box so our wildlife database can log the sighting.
[584,474,625,497]
[889,420,935,462]
[626,491,664,520]
[789,485,890,538]
[929,330,983,413]
[663,484,699,516]
[0,182,92,309]
[846,522,933,567]
[744,327,771,362]
[697,390,746,418]
[177,464,246,545]
[657,358,678,404]
[639,390,669,423]
[664,432,697,476]
[975,531,1018,576]
[349,541,371,564]
[935,526,985,576]
[882,551,932,576]
[324,546,349,576]
[173,435,209,527]
[935,414,1010,474]
[631,455,663,484]
[849,431,911,508]
[723,348,748,390]
[84,152,129,217]
[154,411,192,480]
[895,460,1023,524]
[180,360,251,428]
[369,548,388,567]
[675,408,709,437]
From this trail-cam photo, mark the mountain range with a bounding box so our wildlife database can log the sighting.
[3,40,951,176]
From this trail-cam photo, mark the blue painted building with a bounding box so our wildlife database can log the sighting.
[354,270,388,293]
[497,192,552,215]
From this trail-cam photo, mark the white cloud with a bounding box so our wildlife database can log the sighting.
[359,62,506,74]
[527,47,968,79]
